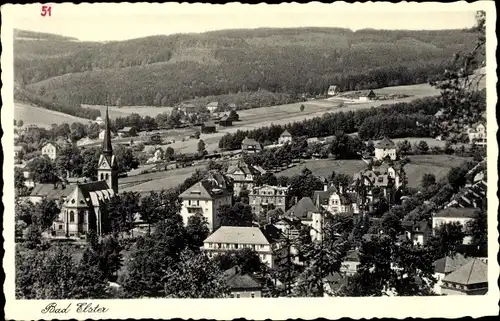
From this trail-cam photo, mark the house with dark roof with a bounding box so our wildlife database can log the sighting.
[359,90,376,101]
[218,115,233,127]
[285,197,323,241]
[117,126,137,137]
[323,272,348,296]
[241,137,262,154]
[223,266,262,298]
[441,259,488,295]
[278,130,293,145]
[226,159,264,196]
[25,182,74,205]
[374,137,397,160]
[179,171,233,232]
[401,220,431,246]
[433,253,471,295]
[179,103,197,114]
[201,121,217,134]
[41,141,61,161]
[203,225,285,268]
[313,184,356,215]
[432,207,478,244]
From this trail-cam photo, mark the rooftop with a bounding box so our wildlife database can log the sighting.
[285,197,320,221]
[375,137,396,149]
[434,207,478,218]
[204,226,276,245]
[433,253,470,274]
[442,258,488,285]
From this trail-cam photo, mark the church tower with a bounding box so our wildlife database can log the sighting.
[97,106,118,194]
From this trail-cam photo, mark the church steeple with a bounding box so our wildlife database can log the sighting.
[102,105,113,157]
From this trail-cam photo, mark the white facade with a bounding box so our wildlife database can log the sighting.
[41,142,58,161]
[468,123,486,146]
[180,195,232,232]
[375,147,397,161]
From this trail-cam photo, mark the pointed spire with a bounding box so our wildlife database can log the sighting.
[102,104,113,156]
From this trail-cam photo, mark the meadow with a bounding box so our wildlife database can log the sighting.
[14,102,91,128]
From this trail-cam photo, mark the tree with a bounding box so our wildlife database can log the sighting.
[300,104,305,112]
[70,122,87,141]
[185,214,210,251]
[330,171,351,189]
[55,145,84,178]
[114,145,139,174]
[121,217,187,297]
[32,199,60,231]
[340,235,435,296]
[366,140,375,154]
[228,110,239,121]
[28,156,59,183]
[194,131,201,139]
[102,192,140,235]
[447,166,468,192]
[416,141,429,154]
[421,173,436,189]
[81,235,123,282]
[397,140,412,156]
[15,246,109,299]
[139,189,181,232]
[255,172,278,186]
[213,248,264,274]
[428,222,465,259]
[217,203,254,227]
[197,139,206,155]
[162,250,230,298]
[165,146,175,160]
[466,208,487,254]
[17,119,24,127]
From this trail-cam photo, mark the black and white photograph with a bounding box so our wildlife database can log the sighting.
[2,2,497,320]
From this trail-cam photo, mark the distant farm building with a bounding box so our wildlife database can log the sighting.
[241,137,262,154]
[327,85,339,96]
[219,115,233,127]
[201,121,217,134]
[118,126,137,137]
[359,90,376,101]
[278,130,293,145]
[179,103,197,115]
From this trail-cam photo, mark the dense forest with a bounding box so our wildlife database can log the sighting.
[15,28,479,109]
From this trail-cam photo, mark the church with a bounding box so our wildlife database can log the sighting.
[50,107,118,239]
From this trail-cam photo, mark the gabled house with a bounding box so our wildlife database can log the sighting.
[285,197,323,241]
[117,126,137,137]
[374,137,397,160]
[278,130,293,145]
[401,220,431,246]
[41,142,61,161]
[219,115,233,127]
[201,121,217,134]
[223,266,262,298]
[179,171,233,232]
[468,123,486,146]
[241,137,262,154]
[313,184,356,215]
[226,159,263,196]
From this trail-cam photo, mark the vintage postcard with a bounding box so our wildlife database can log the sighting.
[1,2,498,320]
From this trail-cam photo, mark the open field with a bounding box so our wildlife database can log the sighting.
[119,164,206,194]
[14,102,91,128]
[277,159,367,179]
[405,154,472,189]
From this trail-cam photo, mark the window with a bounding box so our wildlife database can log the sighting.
[100,173,104,180]
[236,294,240,298]
[234,244,239,249]
[188,200,192,205]
[251,293,255,298]
[59,225,63,230]
[217,243,222,249]
[69,211,75,223]
[196,200,200,206]
[230,294,235,298]
[260,245,264,249]
[105,173,109,180]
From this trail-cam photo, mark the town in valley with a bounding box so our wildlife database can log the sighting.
[13,10,489,299]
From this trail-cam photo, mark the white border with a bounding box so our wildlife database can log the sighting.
[2,2,498,320]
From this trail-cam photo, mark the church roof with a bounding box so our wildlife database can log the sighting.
[64,181,114,208]
[102,106,113,156]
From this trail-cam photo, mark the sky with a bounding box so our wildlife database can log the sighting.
[8,3,479,42]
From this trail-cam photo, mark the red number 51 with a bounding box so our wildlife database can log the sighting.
[41,5,52,17]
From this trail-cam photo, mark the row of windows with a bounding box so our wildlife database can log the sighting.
[230,293,256,298]
[100,173,110,180]
[206,243,265,250]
